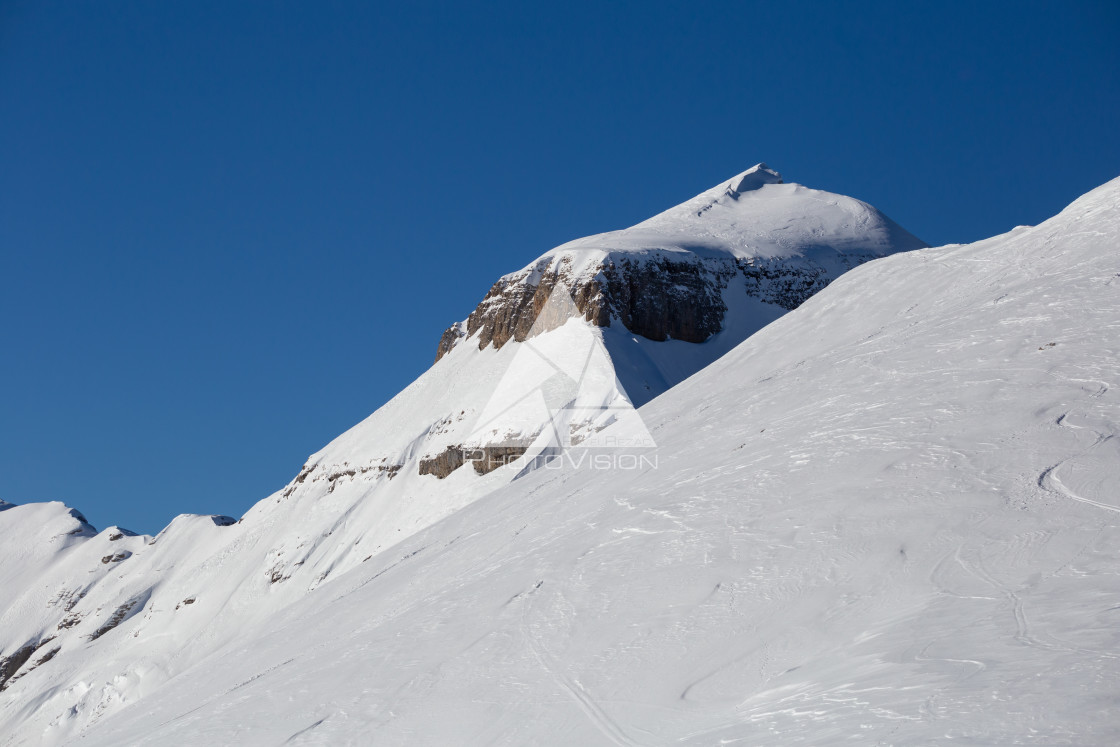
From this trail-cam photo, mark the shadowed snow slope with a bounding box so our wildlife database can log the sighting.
[39,176,1120,745]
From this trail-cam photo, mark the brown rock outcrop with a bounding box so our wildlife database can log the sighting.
[417,444,531,479]
[418,445,467,479]
[434,251,847,363]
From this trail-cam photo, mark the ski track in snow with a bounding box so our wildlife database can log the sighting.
[1039,374,1120,517]
[522,587,643,747]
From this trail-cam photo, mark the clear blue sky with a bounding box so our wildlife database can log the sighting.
[2,1,1118,534]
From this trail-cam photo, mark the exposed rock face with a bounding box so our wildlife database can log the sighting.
[0,639,59,692]
[736,257,834,311]
[435,322,467,363]
[89,598,143,641]
[417,444,531,479]
[434,252,863,362]
[432,164,926,364]
[439,258,608,363]
[469,446,530,475]
[418,445,466,479]
[0,642,38,691]
[598,256,730,343]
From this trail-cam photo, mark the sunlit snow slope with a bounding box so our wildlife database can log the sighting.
[68,178,1120,745]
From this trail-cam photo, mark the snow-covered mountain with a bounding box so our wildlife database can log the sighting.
[0,164,924,743]
[436,163,925,405]
[4,168,1118,745]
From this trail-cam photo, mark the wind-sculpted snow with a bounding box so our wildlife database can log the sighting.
[6,176,1109,745]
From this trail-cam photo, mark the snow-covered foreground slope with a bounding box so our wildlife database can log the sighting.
[65,178,1120,745]
[0,165,925,743]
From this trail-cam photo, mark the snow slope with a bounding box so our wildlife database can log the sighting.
[545,162,921,263]
[0,165,923,742]
[47,176,1120,744]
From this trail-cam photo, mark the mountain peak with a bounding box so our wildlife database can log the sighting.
[726,162,783,195]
